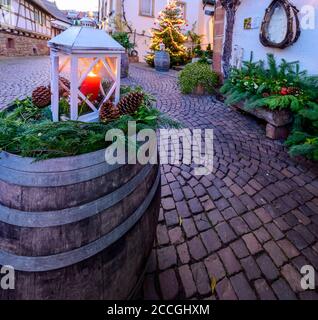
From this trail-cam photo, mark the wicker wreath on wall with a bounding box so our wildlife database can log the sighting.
[260,0,300,49]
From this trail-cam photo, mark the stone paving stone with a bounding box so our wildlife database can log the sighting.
[230,273,257,300]
[292,210,311,225]
[216,278,238,300]
[230,239,250,259]
[215,222,237,244]
[143,274,160,300]
[230,217,250,236]
[191,262,211,296]
[218,247,241,276]
[188,236,207,261]
[178,265,197,298]
[162,185,172,197]
[172,188,184,202]
[200,229,222,253]
[265,222,284,241]
[188,198,204,214]
[165,210,179,227]
[204,254,226,281]
[207,209,224,226]
[175,201,191,218]
[157,246,177,270]
[254,279,276,300]
[302,247,318,268]
[202,199,215,212]
[159,269,179,300]
[215,198,230,211]
[253,227,271,244]
[156,224,170,246]
[299,291,318,300]
[161,197,176,211]
[281,264,303,293]
[228,196,247,215]
[168,227,184,245]
[277,239,300,259]
[194,214,211,232]
[221,207,238,220]
[256,253,279,281]
[182,218,198,239]
[241,256,262,281]
[263,240,288,267]
[242,233,263,255]
[193,184,206,197]
[294,224,315,245]
[207,186,222,201]
[177,242,190,265]
[286,230,308,250]
[272,279,297,300]
[183,185,195,200]
[242,212,262,230]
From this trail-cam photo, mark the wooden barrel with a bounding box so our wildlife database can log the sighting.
[0,150,160,300]
[154,51,170,72]
[121,53,129,78]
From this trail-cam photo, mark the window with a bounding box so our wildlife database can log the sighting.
[34,9,40,23]
[6,38,15,49]
[140,0,154,17]
[177,2,186,20]
[0,0,11,8]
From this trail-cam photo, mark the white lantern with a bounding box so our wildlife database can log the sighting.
[48,26,125,122]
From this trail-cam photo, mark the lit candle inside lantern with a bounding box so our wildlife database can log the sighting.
[80,71,101,101]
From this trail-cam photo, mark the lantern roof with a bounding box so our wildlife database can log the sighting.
[48,26,125,53]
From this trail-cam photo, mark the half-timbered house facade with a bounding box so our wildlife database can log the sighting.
[0,0,71,56]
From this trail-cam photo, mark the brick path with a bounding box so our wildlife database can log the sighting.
[123,64,318,300]
[1,58,318,300]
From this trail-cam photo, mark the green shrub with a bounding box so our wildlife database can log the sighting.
[0,87,180,160]
[220,53,318,161]
[112,32,133,51]
[178,62,219,94]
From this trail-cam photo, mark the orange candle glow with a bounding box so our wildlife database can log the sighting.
[80,72,101,101]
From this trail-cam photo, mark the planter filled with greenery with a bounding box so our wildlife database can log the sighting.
[0,86,177,300]
[178,62,219,95]
[220,54,318,159]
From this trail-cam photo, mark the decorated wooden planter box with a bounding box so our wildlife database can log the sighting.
[0,150,160,300]
[233,101,293,140]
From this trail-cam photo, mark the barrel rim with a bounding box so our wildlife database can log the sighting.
[0,149,107,172]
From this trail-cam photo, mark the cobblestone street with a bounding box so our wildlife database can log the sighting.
[1,58,318,300]
[0,57,50,109]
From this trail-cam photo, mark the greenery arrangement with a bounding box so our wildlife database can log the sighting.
[220,53,318,160]
[112,32,134,51]
[0,86,180,160]
[145,0,188,67]
[178,62,219,94]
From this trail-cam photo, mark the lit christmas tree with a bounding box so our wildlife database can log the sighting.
[145,0,188,67]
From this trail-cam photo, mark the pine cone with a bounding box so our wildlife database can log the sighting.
[59,76,70,96]
[118,91,144,115]
[32,86,51,108]
[99,100,120,123]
